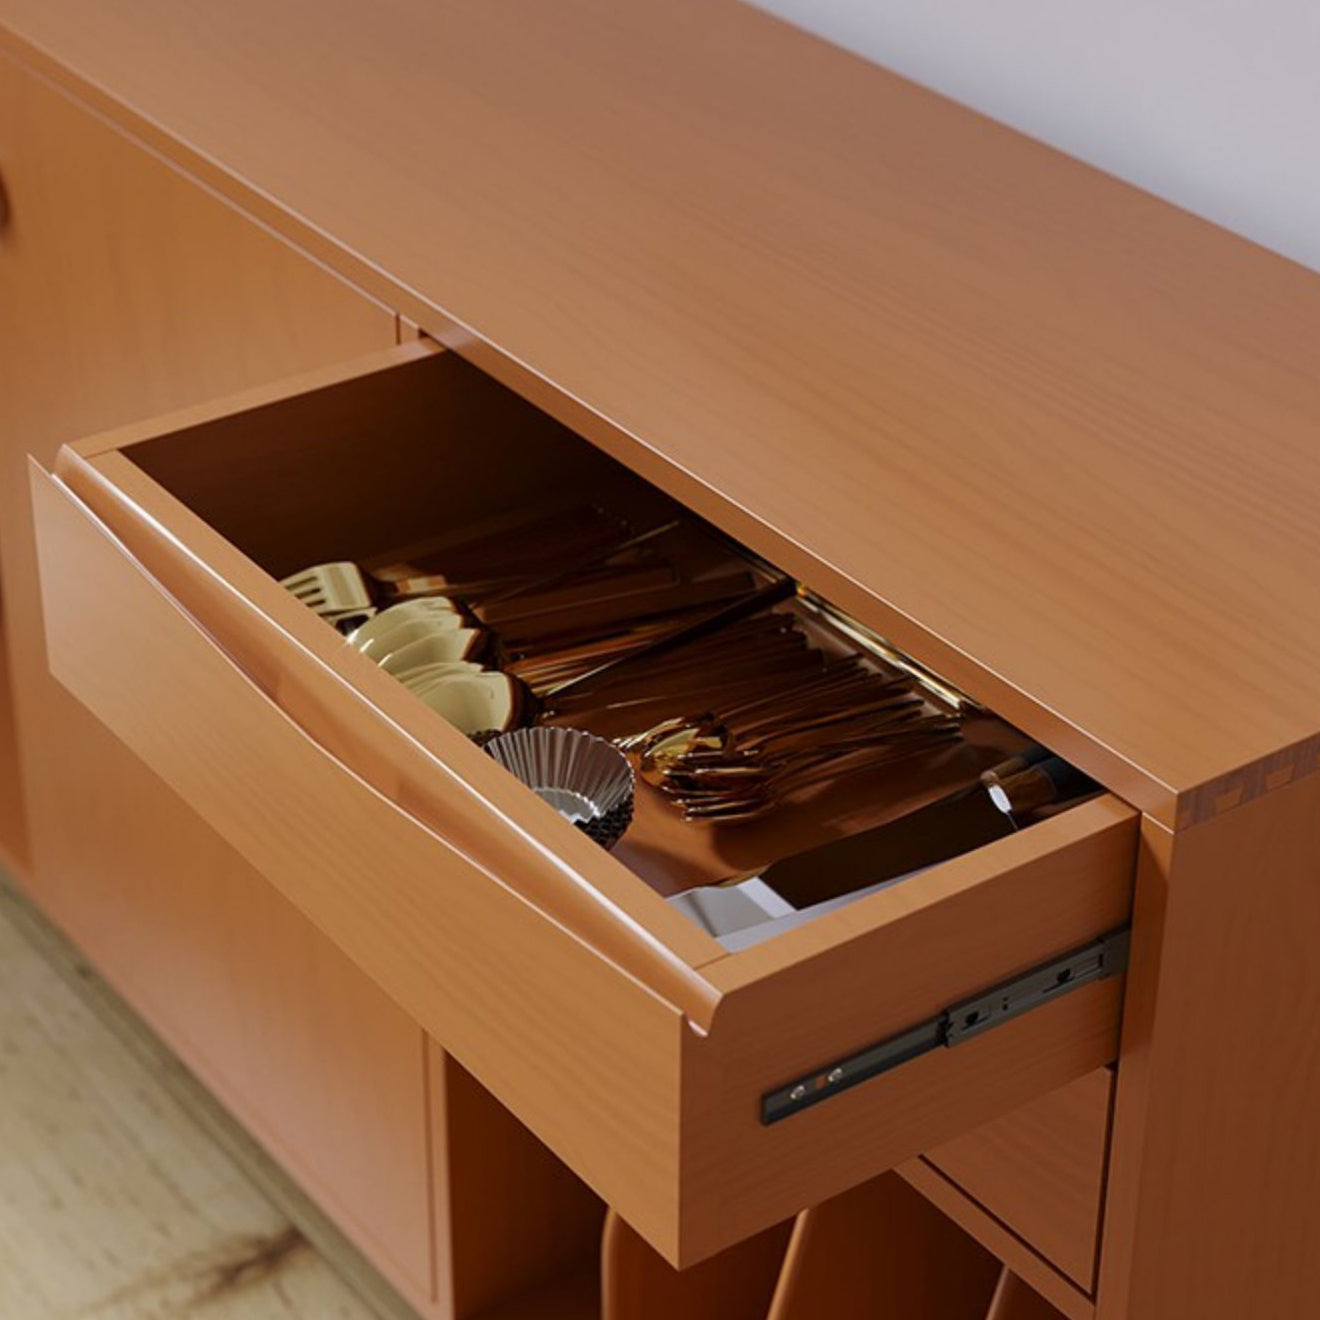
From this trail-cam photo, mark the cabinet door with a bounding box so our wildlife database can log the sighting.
[0,52,437,1311]
[0,573,24,873]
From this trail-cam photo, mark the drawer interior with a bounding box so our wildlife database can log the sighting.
[122,349,1090,924]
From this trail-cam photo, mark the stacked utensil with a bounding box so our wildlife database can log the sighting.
[347,597,524,736]
[617,659,959,821]
[282,500,966,830]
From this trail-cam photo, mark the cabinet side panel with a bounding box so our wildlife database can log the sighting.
[1099,782,1320,1319]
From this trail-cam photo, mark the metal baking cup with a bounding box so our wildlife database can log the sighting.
[482,726,635,850]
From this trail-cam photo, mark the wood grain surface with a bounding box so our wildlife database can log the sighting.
[924,1069,1114,1291]
[3,1,1320,823]
[34,428,1135,1261]
[468,1275,598,1320]
[63,351,726,1011]
[987,1271,1070,1320]
[601,1211,791,1320]
[898,1160,1094,1320]
[431,1046,605,1320]
[1098,777,1320,1319]
[31,457,698,1260]
[6,8,1316,1305]
[766,1172,1001,1319]
[0,874,380,1320]
[677,801,1133,1255]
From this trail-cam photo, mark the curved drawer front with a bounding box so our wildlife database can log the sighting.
[31,343,1138,1266]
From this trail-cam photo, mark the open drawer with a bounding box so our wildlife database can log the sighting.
[30,341,1136,1266]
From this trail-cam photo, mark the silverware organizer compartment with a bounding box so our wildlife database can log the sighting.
[125,350,1048,902]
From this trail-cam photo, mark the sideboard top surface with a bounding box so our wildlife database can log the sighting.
[4,0,1319,824]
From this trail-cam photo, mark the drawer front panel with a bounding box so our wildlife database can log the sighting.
[680,819,1131,1256]
[30,459,691,1258]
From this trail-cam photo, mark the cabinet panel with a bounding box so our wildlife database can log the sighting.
[0,51,432,1306]
[767,1172,1002,1319]
[430,1046,605,1319]
[602,1212,790,1320]
[0,577,25,872]
[925,1069,1113,1291]
[987,1271,1072,1320]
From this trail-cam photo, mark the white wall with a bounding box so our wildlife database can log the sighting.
[751,0,1320,273]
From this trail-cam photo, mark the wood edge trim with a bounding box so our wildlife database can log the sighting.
[420,1036,442,1307]
[599,1207,623,1307]
[1086,1066,1119,1297]
[762,1208,812,1320]
[697,793,1136,992]
[67,340,441,459]
[1174,731,1320,830]
[985,1267,1015,1320]
[0,35,412,326]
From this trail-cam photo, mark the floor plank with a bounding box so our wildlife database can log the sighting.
[0,870,384,1320]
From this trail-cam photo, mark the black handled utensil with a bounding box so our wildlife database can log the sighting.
[479,519,682,606]
[753,748,1098,907]
[543,577,797,700]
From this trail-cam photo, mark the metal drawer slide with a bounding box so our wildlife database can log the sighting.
[762,929,1130,1124]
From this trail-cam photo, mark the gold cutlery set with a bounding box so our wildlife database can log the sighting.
[282,504,975,845]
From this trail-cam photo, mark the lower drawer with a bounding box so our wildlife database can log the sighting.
[925,1068,1114,1293]
[31,341,1137,1265]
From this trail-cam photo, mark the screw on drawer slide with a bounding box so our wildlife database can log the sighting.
[760,928,1130,1125]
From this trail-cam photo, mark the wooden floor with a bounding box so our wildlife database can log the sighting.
[0,870,389,1320]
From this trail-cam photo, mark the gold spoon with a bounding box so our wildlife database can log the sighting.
[639,693,925,786]
[616,657,873,754]
[675,727,961,822]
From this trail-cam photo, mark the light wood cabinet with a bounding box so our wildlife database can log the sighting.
[4,0,1320,1314]
[29,341,1135,1265]
[0,51,437,1312]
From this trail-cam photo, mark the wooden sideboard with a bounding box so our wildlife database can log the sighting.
[2,4,1318,1318]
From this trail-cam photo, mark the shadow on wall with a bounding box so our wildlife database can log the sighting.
[751,0,1320,274]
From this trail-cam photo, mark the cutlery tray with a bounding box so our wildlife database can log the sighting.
[125,352,1045,906]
